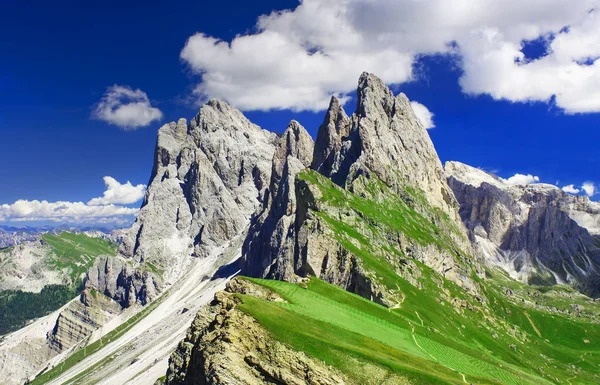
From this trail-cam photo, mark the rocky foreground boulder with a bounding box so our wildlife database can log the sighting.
[164,278,347,385]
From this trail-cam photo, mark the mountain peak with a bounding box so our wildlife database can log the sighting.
[311,95,351,175]
[356,72,395,118]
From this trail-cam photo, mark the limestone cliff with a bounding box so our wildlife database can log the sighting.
[241,121,315,280]
[446,161,600,296]
[48,288,122,352]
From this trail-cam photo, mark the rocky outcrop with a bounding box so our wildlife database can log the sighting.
[242,73,478,300]
[164,278,347,385]
[85,255,161,306]
[241,121,314,280]
[311,96,351,178]
[446,161,600,296]
[48,288,123,352]
[119,100,278,284]
[313,73,460,217]
[89,100,277,308]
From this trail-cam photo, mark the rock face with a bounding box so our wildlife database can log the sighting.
[241,121,315,279]
[48,288,122,352]
[313,73,459,216]
[242,72,477,300]
[95,100,277,305]
[446,161,600,296]
[85,255,161,306]
[164,278,347,385]
[120,100,277,279]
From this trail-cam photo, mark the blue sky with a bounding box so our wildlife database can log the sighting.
[1,0,599,226]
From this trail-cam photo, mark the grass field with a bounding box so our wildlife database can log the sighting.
[42,232,118,281]
[238,276,600,385]
[231,170,600,384]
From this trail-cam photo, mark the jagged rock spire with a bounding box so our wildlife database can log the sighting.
[311,72,459,214]
[241,120,314,279]
[311,96,350,175]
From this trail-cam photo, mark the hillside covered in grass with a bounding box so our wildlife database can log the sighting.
[163,166,600,385]
[0,232,117,335]
[165,274,600,385]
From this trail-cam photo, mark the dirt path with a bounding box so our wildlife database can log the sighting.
[525,311,542,338]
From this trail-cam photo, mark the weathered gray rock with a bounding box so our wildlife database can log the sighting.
[164,278,347,385]
[311,96,351,177]
[48,289,122,352]
[96,100,278,305]
[120,101,277,281]
[85,255,161,306]
[241,121,314,279]
[316,73,460,217]
[446,161,600,296]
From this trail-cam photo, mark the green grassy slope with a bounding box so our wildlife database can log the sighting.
[0,232,118,336]
[232,170,600,384]
[239,276,600,385]
[42,232,118,281]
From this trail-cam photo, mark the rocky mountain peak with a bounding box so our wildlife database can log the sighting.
[355,71,396,118]
[312,72,459,215]
[241,120,314,279]
[276,120,314,169]
[119,99,278,287]
[311,96,351,176]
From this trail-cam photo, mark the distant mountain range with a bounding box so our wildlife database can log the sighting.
[0,225,126,248]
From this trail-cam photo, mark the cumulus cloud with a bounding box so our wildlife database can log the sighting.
[0,176,144,224]
[181,0,600,113]
[504,173,540,186]
[410,101,435,129]
[582,181,596,196]
[562,184,581,194]
[0,200,138,223]
[88,177,146,206]
[93,85,163,129]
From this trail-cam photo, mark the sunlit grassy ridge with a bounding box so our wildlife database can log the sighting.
[234,170,600,384]
[239,273,600,384]
[42,232,118,281]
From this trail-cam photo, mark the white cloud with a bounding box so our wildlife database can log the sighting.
[582,181,596,196]
[181,0,600,113]
[562,184,581,194]
[88,177,146,206]
[504,173,540,185]
[410,101,435,129]
[0,176,144,224]
[0,200,138,223]
[93,85,163,129]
